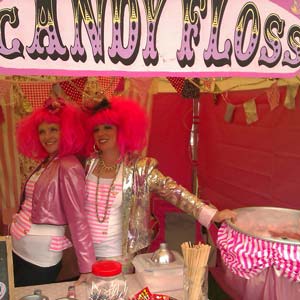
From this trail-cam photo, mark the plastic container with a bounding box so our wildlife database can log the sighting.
[132,251,184,293]
[87,260,128,300]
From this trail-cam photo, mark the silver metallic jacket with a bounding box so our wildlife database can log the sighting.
[86,153,206,256]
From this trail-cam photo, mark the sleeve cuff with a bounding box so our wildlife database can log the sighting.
[198,205,218,228]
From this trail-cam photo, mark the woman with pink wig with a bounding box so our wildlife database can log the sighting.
[84,96,236,273]
[10,98,95,287]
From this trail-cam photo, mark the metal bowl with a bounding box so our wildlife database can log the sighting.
[226,206,300,245]
[151,243,176,264]
[19,290,48,300]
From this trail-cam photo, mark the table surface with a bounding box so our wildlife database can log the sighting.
[14,274,184,300]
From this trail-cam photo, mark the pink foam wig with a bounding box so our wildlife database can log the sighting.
[16,98,86,159]
[85,96,149,157]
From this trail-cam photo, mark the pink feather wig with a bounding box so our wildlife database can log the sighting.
[16,98,86,159]
[85,96,149,157]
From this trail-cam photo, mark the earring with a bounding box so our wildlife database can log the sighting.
[93,144,99,153]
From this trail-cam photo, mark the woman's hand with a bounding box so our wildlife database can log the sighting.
[212,209,237,223]
[75,273,93,285]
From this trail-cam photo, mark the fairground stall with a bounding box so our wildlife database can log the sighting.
[0,1,300,300]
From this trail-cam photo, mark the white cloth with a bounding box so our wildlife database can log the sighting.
[11,169,67,267]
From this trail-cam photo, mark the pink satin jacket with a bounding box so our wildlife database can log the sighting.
[19,155,95,273]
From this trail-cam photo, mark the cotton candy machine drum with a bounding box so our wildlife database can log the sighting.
[217,206,300,300]
[225,206,300,244]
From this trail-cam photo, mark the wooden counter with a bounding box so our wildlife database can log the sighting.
[14,274,184,300]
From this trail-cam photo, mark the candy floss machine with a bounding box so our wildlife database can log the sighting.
[217,206,300,300]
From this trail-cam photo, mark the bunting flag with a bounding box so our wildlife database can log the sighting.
[167,77,185,94]
[224,103,235,123]
[182,78,200,99]
[203,78,216,93]
[19,82,52,109]
[59,77,87,104]
[97,76,121,98]
[284,85,298,110]
[266,82,280,110]
[243,98,258,124]
[115,77,125,93]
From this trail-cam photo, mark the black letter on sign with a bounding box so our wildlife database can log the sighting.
[203,0,232,67]
[177,0,207,68]
[0,7,24,59]
[26,0,69,60]
[108,0,141,65]
[282,25,300,68]
[70,0,107,63]
[234,2,261,67]
[258,14,285,68]
[142,0,167,66]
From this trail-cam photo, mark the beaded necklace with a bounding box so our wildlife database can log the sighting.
[98,157,118,172]
[94,160,121,223]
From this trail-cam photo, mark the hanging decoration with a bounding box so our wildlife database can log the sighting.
[59,77,87,104]
[167,77,185,95]
[202,78,216,93]
[182,78,200,99]
[284,85,298,110]
[97,76,121,98]
[51,83,63,98]
[114,77,125,93]
[243,98,258,124]
[266,82,280,111]
[224,103,235,123]
[19,82,52,109]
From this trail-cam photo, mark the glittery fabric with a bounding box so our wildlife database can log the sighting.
[86,154,207,256]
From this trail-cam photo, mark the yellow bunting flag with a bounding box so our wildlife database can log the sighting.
[243,98,258,124]
[284,85,298,110]
[266,82,280,111]
[224,103,235,123]
[203,78,215,93]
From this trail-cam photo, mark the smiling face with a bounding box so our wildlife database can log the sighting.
[93,124,119,154]
[38,122,60,156]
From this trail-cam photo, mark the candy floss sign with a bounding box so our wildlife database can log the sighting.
[0,0,300,78]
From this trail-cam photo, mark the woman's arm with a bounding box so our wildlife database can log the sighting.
[148,166,236,228]
[59,156,96,273]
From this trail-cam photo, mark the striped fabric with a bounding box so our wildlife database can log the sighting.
[0,83,21,226]
[10,175,72,251]
[85,178,122,243]
[218,223,300,282]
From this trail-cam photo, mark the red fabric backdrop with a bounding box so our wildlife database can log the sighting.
[149,89,300,218]
[147,93,195,250]
[198,88,300,211]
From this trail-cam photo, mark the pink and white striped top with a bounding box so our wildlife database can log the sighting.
[218,223,300,282]
[10,170,72,252]
[85,175,122,244]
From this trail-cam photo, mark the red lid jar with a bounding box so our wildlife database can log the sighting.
[92,260,122,277]
[88,260,128,299]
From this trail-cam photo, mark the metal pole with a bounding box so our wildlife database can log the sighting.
[190,97,200,196]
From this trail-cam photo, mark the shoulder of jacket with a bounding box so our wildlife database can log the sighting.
[58,155,82,170]
[131,156,158,173]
